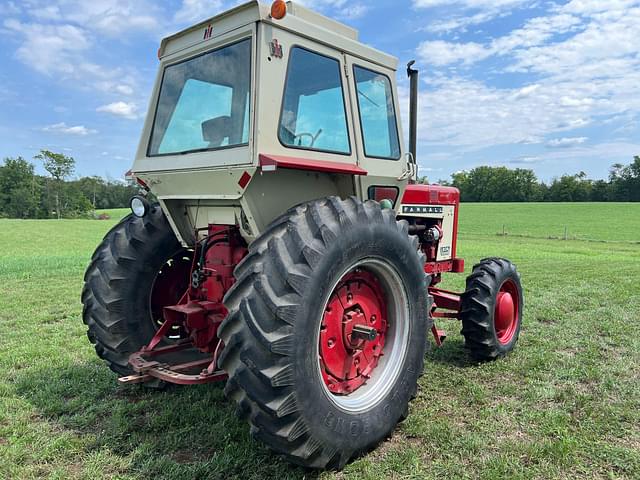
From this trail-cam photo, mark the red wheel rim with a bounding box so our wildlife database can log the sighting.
[319,270,388,395]
[494,279,520,345]
[149,250,192,339]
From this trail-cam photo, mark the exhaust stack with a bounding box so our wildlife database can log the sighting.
[407,60,419,166]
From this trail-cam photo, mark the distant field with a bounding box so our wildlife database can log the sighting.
[0,204,638,479]
[95,208,129,219]
[460,203,640,242]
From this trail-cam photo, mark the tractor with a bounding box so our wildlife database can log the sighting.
[82,0,524,469]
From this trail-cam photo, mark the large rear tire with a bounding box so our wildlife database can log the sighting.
[460,258,524,360]
[219,197,430,469]
[81,205,194,378]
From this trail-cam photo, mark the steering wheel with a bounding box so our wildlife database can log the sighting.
[295,129,323,148]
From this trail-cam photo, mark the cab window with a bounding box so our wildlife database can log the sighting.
[279,47,351,155]
[353,66,401,160]
[148,39,251,157]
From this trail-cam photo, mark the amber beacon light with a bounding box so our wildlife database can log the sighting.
[270,0,287,20]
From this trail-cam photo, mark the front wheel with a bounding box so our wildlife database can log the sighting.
[460,258,524,360]
[219,197,430,469]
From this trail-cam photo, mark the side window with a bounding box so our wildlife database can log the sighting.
[353,66,401,160]
[279,47,351,155]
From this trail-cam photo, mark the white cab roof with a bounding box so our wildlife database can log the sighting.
[158,1,399,70]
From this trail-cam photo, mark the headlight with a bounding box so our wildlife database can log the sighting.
[130,196,150,218]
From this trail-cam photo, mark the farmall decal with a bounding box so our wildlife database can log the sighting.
[270,39,284,59]
[402,206,444,215]
[203,24,214,40]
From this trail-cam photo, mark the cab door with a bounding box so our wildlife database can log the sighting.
[344,55,408,207]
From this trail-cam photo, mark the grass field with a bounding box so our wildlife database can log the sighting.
[0,203,639,479]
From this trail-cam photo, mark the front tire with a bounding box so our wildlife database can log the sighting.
[460,258,524,360]
[219,197,430,469]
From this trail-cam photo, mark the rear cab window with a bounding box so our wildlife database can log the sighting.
[148,38,252,157]
[353,66,401,160]
[279,47,351,155]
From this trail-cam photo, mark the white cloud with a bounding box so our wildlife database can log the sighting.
[0,2,20,16]
[423,10,507,34]
[21,0,161,36]
[547,137,588,148]
[97,101,138,119]
[418,40,490,66]
[415,0,530,33]
[413,0,640,155]
[337,4,369,20]
[43,123,97,136]
[3,19,91,76]
[2,18,139,98]
[414,0,526,7]
[419,13,583,67]
[296,0,369,22]
[174,0,225,24]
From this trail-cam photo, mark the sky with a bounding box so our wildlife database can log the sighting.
[0,0,638,182]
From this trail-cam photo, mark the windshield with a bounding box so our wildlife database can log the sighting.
[148,39,252,157]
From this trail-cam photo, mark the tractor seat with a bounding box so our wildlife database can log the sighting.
[202,116,231,148]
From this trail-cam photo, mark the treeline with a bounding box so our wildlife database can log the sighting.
[0,151,138,219]
[442,157,640,202]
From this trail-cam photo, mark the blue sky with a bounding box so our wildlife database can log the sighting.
[0,0,638,182]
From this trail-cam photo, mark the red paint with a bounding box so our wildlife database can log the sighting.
[402,184,460,205]
[127,344,227,386]
[431,325,447,347]
[495,279,520,345]
[402,184,461,259]
[259,154,368,176]
[203,24,214,40]
[132,176,150,191]
[121,225,249,386]
[452,258,465,273]
[369,186,400,204]
[238,171,252,189]
[425,261,454,275]
[429,287,462,313]
[319,270,387,395]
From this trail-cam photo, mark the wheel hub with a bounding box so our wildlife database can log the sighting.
[494,279,519,345]
[319,270,388,395]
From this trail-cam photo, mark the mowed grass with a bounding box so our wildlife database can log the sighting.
[460,203,640,242]
[0,203,639,479]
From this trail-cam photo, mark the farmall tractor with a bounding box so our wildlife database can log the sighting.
[82,1,523,469]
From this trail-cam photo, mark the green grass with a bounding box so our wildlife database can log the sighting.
[95,208,129,220]
[459,203,640,242]
[1,203,639,479]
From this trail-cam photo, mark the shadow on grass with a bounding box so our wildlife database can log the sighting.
[426,337,479,369]
[13,362,315,480]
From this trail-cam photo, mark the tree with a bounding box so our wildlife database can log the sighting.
[609,156,640,202]
[35,150,75,182]
[0,157,40,218]
[547,173,593,202]
[449,166,540,202]
[34,150,80,219]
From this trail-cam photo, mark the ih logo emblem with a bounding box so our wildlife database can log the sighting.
[203,24,213,40]
[270,39,284,59]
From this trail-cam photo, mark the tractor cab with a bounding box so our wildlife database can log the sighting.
[132,1,410,245]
